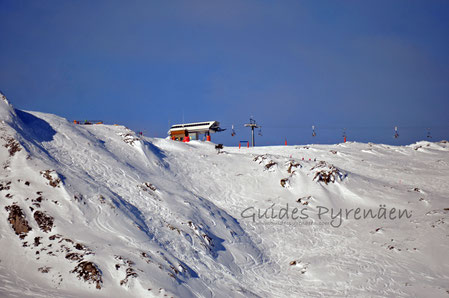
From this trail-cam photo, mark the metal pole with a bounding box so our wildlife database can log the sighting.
[251,127,255,147]
[244,117,260,148]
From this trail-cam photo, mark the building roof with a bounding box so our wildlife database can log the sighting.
[168,121,224,134]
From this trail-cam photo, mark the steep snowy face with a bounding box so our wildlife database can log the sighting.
[0,99,264,297]
[0,92,17,123]
[0,92,9,104]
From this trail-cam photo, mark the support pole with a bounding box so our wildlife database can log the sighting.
[244,118,260,147]
[251,127,255,147]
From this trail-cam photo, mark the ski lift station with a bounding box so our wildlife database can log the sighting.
[168,121,225,142]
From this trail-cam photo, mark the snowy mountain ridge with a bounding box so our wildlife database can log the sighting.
[1,93,449,297]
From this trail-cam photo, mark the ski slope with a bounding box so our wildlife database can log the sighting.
[1,93,448,297]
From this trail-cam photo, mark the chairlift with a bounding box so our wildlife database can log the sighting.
[342,128,347,138]
[258,127,263,136]
[231,124,236,137]
[394,126,399,139]
[312,125,316,137]
[427,128,432,139]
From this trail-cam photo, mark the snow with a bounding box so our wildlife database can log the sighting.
[1,97,449,297]
[0,92,16,124]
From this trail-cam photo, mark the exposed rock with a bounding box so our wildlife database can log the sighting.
[38,266,51,273]
[49,234,62,241]
[253,154,268,163]
[3,137,21,156]
[297,196,312,205]
[289,260,308,274]
[0,92,8,103]
[98,195,106,204]
[71,261,103,290]
[167,223,182,234]
[120,267,138,286]
[75,243,85,250]
[0,181,11,191]
[34,237,41,246]
[5,205,31,238]
[73,194,84,203]
[311,161,346,184]
[66,252,83,262]
[254,154,278,172]
[286,161,301,173]
[34,211,54,232]
[188,221,214,247]
[140,252,152,264]
[139,182,158,193]
[202,234,212,246]
[280,178,290,188]
[40,170,61,188]
[143,182,157,191]
[265,161,277,171]
[118,132,139,145]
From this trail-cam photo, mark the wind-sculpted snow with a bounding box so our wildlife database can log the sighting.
[1,96,449,297]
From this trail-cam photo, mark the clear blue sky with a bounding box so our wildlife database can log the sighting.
[1,0,448,145]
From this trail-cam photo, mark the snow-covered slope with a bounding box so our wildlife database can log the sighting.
[1,93,448,297]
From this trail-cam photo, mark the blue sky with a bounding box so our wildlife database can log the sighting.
[1,0,448,145]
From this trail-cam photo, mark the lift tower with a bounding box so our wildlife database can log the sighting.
[244,117,260,147]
